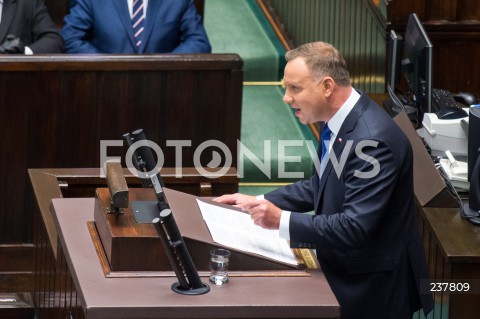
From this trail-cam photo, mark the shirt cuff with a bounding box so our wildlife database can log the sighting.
[256,194,264,200]
[24,46,34,55]
[279,210,291,241]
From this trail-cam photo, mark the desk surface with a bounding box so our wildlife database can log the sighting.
[423,206,480,263]
[51,197,339,319]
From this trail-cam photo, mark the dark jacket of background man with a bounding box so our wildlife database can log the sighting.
[0,0,64,53]
[61,0,211,54]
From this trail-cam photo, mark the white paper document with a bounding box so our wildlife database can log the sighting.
[196,199,298,266]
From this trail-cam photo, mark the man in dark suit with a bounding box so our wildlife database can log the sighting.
[0,0,63,54]
[215,42,433,319]
[61,0,211,54]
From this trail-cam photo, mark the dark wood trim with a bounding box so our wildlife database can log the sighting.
[361,0,388,31]
[257,0,293,50]
[0,54,243,71]
[0,245,35,318]
[30,167,237,319]
[29,167,238,258]
[0,292,34,319]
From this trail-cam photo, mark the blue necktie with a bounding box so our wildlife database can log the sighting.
[321,123,332,160]
[132,0,145,50]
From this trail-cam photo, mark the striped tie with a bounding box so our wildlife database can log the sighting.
[132,0,145,50]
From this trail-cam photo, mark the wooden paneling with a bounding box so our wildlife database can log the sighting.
[0,54,242,246]
[387,0,480,94]
[262,0,388,93]
[0,246,34,319]
[34,203,83,319]
[0,55,243,312]
[419,206,480,319]
[388,0,480,28]
[264,0,480,94]
[0,54,242,307]
[427,28,480,93]
[30,167,238,319]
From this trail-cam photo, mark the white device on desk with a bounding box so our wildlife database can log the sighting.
[417,111,469,157]
[439,150,470,192]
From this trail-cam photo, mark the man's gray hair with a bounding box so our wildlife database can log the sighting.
[285,42,351,86]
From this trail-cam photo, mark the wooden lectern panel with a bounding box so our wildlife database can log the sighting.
[93,187,300,274]
[51,197,340,319]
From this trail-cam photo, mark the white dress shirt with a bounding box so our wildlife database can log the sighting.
[278,88,361,240]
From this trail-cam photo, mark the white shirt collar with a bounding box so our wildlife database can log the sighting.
[326,88,361,137]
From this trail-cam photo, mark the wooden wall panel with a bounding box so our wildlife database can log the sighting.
[30,168,238,319]
[264,0,388,93]
[387,0,480,94]
[265,0,480,95]
[0,54,243,246]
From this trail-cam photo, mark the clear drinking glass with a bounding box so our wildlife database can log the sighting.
[209,248,231,285]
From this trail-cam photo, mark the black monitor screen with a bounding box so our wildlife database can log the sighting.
[387,30,402,90]
[402,13,433,113]
[468,107,480,182]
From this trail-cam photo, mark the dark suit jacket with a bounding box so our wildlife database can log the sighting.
[265,91,433,319]
[61,0,211,53]
[0,0,63,53]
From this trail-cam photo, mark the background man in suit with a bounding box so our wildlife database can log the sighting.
[0,0,63,54]
[215,42,433,319]
[61,0,211,54]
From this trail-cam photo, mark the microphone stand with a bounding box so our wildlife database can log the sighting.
[124,129,209,295]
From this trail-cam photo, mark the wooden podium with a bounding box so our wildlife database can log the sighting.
[49,193,340,319]
[93,187,302,274]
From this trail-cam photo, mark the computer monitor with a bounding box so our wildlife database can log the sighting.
[401,13,433,113]
[468,107,480,182]
[387,29,419,118]
[387,30,402,90]
[463,106,480,223]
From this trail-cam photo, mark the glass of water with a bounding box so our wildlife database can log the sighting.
[209,248,231,285]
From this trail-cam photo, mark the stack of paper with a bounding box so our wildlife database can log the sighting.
[196,199,298,266]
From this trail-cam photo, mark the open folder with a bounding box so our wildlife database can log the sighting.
[196,199,298,266]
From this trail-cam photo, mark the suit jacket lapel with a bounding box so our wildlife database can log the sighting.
[112,0,136,51]
[316,91,369,210]
[0,0,16,42]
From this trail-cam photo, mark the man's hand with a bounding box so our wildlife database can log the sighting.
[214,194,282,230]
[0,35,25,54]
[213,193,256,207]
[242,200,282,230]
